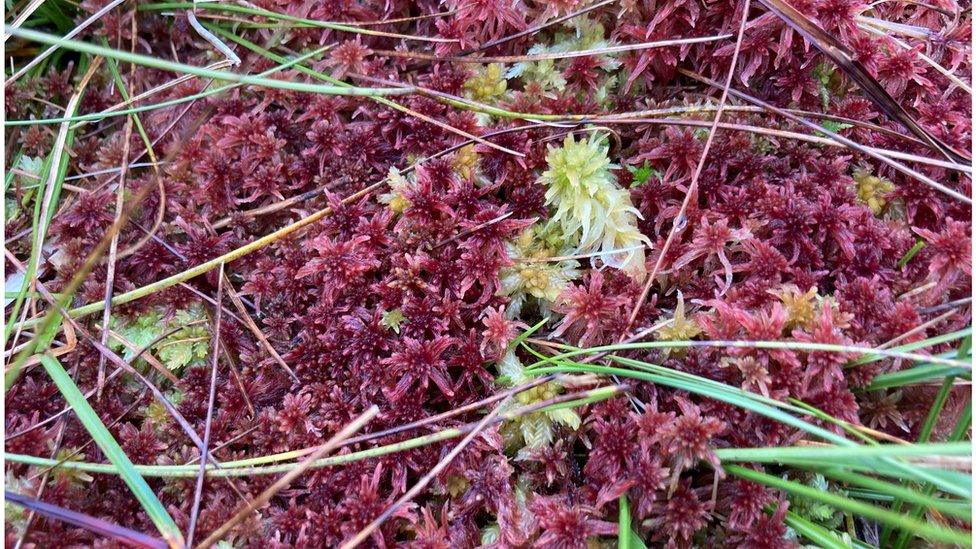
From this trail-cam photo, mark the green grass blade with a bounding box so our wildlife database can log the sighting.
[37,354,183,547]
[889,368,973,549]
[524,359,853,447]
[897,239,925,268]
[5,45,334,127]
[714,442,970,462]
[618,494,632,548]
[883,337,970,546]
[817,468,971,519]
[4,149,23,192]
[524,347,969,499]
[866,363,970,391]
[781,510,853,549]
[5,27,414,97]
[102,38,157,162]
[848,328,971,367]
[725,465,971,546]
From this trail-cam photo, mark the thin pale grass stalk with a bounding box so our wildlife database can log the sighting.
[106,327,181,384]
[789,398,910,445]
[97,46,137,397]
[680,68,973,204]
[4,385,624,477]
[4,256,223,469]
[196,406,380,549]
[272,375,561,465]
[187,10,241,65]
[514,244,651,263]
[5,491,168,549]
[583,116,970,173]
[138,2,457,42]
[755,0,968,163]
[879,309,958,349]
[458,0,614,55]
[866,0,954,15]
[8,46,331,127]
[340,374,558,448]
[859,23,971,93]
[607,103,929,147]
[64,162,168,180]
[208,25,524,157]
[5,322,202,443]
[26,390,147,482]
[848,327,971,367]
[6,27,418,97]
[433,211,517,249]
[340,398,510,549]
[24,95,68,111]
[5,0,125,83]
[187,264,224,548]
[3,0,47,41]
[624,0,751,335]
[917,296,972,315]
[898,280,938,301]
[185,425,261,465]
[856,15,934,38]
[221,273,299,381]
[70,61,232,130]
[376,34,732,63]
[218,342,256,417]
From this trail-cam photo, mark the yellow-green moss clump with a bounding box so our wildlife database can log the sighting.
[539,134,649,279]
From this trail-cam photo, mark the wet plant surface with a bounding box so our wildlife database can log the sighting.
[3,0,972,547]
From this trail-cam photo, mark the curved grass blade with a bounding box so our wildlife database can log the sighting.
[5,27,415,98]
[815,468,971,520]
[781,509,867,549]
[725,465,971,546]
[523,348,971,498]
[37,354,183,548]
[867,363,971,391]
[755,0,969,163]
[714,442,970,462]
[617,494,647,548]
[848,328,971,367]
[5,45,334,127]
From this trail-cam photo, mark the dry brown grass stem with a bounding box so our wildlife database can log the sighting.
[196,406,380,549]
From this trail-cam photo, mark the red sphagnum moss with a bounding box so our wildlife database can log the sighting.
[4,0,971,546]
